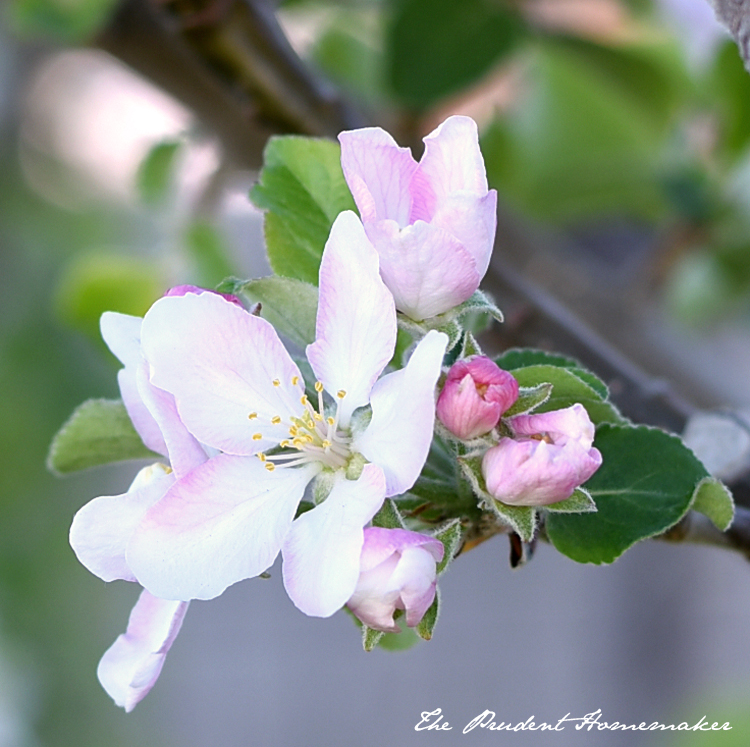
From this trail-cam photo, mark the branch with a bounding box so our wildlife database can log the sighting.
[659,505,750,560]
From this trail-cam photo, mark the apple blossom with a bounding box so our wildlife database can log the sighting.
[436,356,519,440]
[347,527,444,633]
[339,115,497,321]
[125,210,448,618]
[482,404,603,506]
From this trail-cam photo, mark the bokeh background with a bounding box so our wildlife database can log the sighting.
[2,0,750,744]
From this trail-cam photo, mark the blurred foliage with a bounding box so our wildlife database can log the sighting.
[7,0,119,42]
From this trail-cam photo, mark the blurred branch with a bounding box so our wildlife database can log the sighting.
[96,0,366,169]
[659,505,750,561]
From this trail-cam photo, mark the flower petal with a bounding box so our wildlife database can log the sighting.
[338,128,419,226]
[97,589,188,713]
[390,545,440,627]
[306,211,397,427]
[127,456,317,600]
[135,364,207,479]
[354,330,448,496]
[282,463,386,617]
[141,292,304,456]
[70,463,174,583]
[417,115,488,201]
[367,220,481,320]
[101,312,167,457]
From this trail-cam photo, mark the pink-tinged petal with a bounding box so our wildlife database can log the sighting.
[164,285,243,307]
[97,589,188,712]
[101,312,167,457]
[70,464,174,583]
[141,292,304,456]
[431,190,497,279]
[354,330,448,496]
[127,456,318,600]
[347,527,443,632]
[306,212,397,427]
[339,128,419,226]
[282,464,386,617]
[367,220,481,320]
[509,403,596,449]
[135,364,207,480]
[417,115,488,203]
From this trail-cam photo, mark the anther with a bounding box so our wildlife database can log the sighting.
[314,381,324,392]
[337,389,346,399]
[252,433,263,441]
[248,412,258,420]
[292,375,299,386]
[271,416,282,425]
[273,379,281,387]
[265,463,276,472]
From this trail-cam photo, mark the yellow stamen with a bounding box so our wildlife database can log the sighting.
[271,416,282,425]
[292,375,299,386]
[252,433,263,441]
[326,416,335,426]
[280,440,290,448]
[314,381,324,392]
[248,412,258,420]
[272,379,280,387]
[265,463,276,472]
[257,453,266,462]
[337,389,346,399]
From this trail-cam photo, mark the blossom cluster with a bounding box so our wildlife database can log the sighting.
[67,115,602,711]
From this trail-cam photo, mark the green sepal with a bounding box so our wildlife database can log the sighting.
[503,382,553,417]
[691,477,734,531]
[510,365,622,425]
[377,624,421,651]
[433,519,463,574]
[460,331,484,358]
[543,487,597,514]
[457,454,537,541]
[416,589,440,641]
[546,424,723,564]
[250,136,356,285]
[47,398,158,474]
[230,276,319,349]
[453,290,503,324]
[372,498,407,529]
[363,625,384,652]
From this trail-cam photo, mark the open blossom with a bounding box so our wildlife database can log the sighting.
[482,404,602,506]
[339,115,497,321]
[123,210,448,618]
[436,356,519,440]
[69,306,211,710]
[347,528,444,633]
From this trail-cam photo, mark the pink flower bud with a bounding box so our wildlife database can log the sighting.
[164,285,243,308]
[436,356,519,440]
[347,528,444,633]
[482,404,602,506]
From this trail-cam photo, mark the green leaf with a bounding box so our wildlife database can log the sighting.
[47,399,158,474]
[136,140,182,206]
[250,137,356,285]
[433,519,463,574]
[185,222,236,288]
[496,348,609,399]
[546,424,713,564]
[416,590,439,641]
[690,477,734,532]
[235,276,318,349]
[387,0,525,109]
[9,0,119,41]
[543,487,597,514]
[503,383,553,417]
[510,365,622,425]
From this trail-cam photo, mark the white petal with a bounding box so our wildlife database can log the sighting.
[282,463,386,617]
[355,330,448,496]
[127,456,317,600]
[306,212,396,427]
[101,313,167,456]
[338,128,418,225]
[98,589,188,712]
[70,464,174,583]
[141,292,304,456]
[135,364,207,480]
[418,115,488,202]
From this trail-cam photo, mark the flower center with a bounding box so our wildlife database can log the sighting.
[251,379,353,472]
